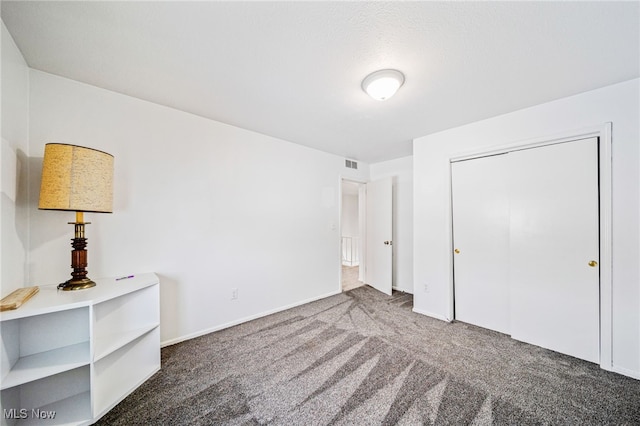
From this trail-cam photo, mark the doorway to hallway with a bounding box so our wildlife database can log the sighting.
[341,180,364,292]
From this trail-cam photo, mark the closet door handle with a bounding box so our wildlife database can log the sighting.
[588,260,598,267]
[454,249,460,254]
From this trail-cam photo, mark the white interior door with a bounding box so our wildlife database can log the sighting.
[452,154,510,334]
[509,138,600,363]
[365,177,392,295]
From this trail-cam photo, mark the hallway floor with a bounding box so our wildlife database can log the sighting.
[341,265,364,291]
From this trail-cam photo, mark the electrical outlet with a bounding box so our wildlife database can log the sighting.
[231,288,238,300]
[424,283,429,293]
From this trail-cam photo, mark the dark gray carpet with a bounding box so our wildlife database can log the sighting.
[97,286,640,425]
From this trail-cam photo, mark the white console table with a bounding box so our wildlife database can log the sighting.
[0,273,160,425]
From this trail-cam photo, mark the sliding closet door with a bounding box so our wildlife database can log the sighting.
[509,138,600,363]
[452,154,510,334]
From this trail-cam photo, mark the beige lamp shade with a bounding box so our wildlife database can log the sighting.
[39,143,114,213]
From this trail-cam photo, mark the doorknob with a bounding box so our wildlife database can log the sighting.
[454,249,460,254]
[588,260,598,267]
[384,241,392,245]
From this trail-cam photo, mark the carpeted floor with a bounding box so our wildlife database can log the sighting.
[97,286,640,425]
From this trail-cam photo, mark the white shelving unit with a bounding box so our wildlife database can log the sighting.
[1,273,160,425]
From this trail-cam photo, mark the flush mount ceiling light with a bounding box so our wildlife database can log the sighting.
[362,69,405,101]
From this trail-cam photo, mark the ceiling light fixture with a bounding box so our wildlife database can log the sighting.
[362,69,405,101]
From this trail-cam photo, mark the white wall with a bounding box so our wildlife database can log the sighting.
[370,156,413,293]
[341,193,359,238]
[413,79,640,377]
[1,21,30,296]
[27,70,369,345]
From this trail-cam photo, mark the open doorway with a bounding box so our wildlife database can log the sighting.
[341,180,365,291]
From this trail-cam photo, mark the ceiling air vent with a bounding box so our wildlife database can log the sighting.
[345,159,358,170]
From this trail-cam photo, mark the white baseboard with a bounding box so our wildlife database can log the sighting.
[612,365,640,380]
[412,307,452,322]
[161,289,342,348]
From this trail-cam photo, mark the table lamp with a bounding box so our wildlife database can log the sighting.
[38,143,114,290]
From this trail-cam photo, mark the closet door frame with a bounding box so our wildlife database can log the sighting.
[446,123,612,371]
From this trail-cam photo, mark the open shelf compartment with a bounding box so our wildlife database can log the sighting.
[92,285,160,361]
[1,308,90,391]
[0,366,91,426]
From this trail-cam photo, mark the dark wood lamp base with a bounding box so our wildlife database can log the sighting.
[57,218,96,291]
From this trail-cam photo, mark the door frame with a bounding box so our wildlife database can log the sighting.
[446,123,612,370]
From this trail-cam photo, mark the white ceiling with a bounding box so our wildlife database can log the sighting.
[2,1,638,163]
